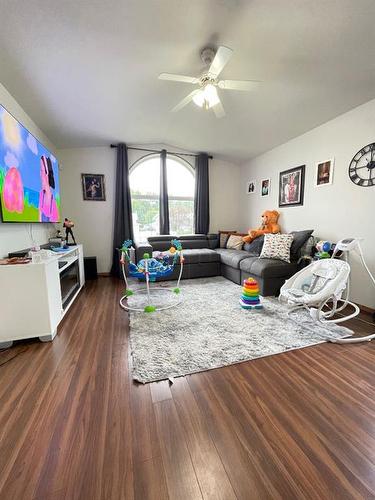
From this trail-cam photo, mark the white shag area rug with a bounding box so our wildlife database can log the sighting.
[127,277,353,383]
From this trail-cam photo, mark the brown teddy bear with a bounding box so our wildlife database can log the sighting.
[242,210,281,243]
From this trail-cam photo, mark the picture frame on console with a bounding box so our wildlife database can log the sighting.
[315,158,334,187]
[278,165,305,207]
[81,173,106,201]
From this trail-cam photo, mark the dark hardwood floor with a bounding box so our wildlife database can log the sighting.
[1,277,375,499]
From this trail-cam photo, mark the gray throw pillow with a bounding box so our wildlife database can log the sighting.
[290,230,314,258]
[244,235,265,255]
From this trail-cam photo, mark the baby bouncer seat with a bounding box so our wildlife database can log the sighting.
[279,258,359,325]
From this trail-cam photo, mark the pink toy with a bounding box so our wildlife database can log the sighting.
[3,166,24,213]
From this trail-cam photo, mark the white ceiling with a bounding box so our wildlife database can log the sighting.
[1,0,375,162]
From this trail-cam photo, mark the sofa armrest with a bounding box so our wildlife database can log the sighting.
[134,240,153,263]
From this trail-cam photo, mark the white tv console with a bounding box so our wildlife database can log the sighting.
[0,245,85,348]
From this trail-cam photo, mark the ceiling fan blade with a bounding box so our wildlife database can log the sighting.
[208,46,233,78]
[171,89,201,112]
[212,100,226,118]
[159,73,199,84]
[218,79,260,91]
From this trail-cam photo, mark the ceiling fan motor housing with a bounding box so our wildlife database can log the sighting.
[200,47,216,67]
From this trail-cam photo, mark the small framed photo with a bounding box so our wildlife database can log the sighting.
[247,180,256,194]
[315,158,334,187]
[81,173,106,201]
[261,178,270,197]
[279,165,305,207]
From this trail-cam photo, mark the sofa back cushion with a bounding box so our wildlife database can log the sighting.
[178,234,209,249]
[242,231,314,260]
[148,234,217,251]
[207,233,219,249]
[148,235,178,252]
[179,239,208,249]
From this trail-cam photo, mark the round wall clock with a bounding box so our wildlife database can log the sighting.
[349,143,375,187]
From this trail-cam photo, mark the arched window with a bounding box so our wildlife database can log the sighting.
[130,154,195,241]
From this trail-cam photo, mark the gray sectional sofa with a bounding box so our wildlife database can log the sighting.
[134,232,311,296]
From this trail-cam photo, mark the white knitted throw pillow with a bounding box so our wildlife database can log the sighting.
[260,233,294,263]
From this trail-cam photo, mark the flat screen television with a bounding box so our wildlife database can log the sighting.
[0,104,60,222]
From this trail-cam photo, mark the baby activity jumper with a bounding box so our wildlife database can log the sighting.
[119,239,184,313]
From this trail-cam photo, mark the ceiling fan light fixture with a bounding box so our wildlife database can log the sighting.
[205,84,220,106]
[193,84,220,109]
[192,90,205,108]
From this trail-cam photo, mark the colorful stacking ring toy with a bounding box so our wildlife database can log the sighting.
[239,277,263,310]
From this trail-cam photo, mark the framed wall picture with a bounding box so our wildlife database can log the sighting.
[261,178,270,197]
[247,180,256,194]
[81,173,106,201]
[315,158,334,187]
[278,165,305,207]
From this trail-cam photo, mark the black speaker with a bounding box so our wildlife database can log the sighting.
[84,256,98,280]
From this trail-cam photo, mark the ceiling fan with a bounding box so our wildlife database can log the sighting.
[158,46,260,118]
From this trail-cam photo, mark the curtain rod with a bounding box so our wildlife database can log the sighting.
[110,144,212,159]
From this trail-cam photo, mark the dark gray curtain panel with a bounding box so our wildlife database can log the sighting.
[159,149,170,234]
[111,143,134,277]
[194,153,210,234]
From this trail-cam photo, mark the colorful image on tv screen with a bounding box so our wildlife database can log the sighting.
[0,104,60,222]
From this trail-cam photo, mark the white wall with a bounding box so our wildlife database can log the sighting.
[59,147,116,273]
[239,98,375,308]
[59,144,241,273]
[0,83,57,258]
[209,158,241,233]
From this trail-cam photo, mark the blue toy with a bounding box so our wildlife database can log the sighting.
[315,240,333,259]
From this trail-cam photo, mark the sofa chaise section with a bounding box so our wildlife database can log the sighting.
[240,256,299,296]
[215,248,251,284]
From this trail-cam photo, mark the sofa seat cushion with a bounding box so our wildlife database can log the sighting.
[215,248,252,268]
[240,257,298,278]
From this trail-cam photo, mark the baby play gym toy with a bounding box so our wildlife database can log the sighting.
[119,239,184,313]
[240,277,263,309]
